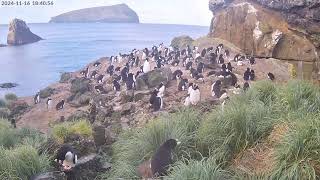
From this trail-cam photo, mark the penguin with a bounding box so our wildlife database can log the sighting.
[143,58,151,73]
[217,44,224,54]
[115,67,121,72]
[152,95,163,112]
[135,57,140,67]
[113,80,121,92]
[46,98,52,110]
[225,49,230,58]
[243,82,250,91]
[172,70,183,80]
[126,73,136,90]
[121,67,129,82]
[151,139,181,177]
[93,62,101,67]
[218,54,224,64]
[268,72,275,81]
[234,54,241,62]
[249,70,255,81]
[186,61,193,70]
[149,89,159,106]
[211,80,222,98]
[197,62,205,73]
[249,57,255,65]
[178,79,188,91]
[189,84,201,105]
[34,92,40,104]
[55,144,78,170]
[95,85,106,94]
[171,59,180,66]
[157,82,165,98]
[244,68,251,81]
[97,75,104,83]
[194,74,205,83]
[56,99,65,111]
[227,62,233,72]
[201,48,207,57]
[107,65,114,76]
[91,71,98,79]
[80,67,89,78]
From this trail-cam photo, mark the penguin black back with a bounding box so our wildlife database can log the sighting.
[151,139,179,177]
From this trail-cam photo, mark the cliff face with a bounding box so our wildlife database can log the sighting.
[7,19,42,46]
[49,4,139,23]
[208,0,320,62]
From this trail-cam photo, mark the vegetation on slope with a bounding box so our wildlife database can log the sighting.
[0,119,50,180]
[106,80,320,179]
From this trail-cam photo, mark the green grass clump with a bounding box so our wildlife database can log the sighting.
[270,115,320,180]
[0,145,50,180]
[4,93,18,102]
[165,158,232,180]
[278,80,320,113]
[108,108,201,179]
[197,87,279,163]
[52,119,92,143]
[0,119,18,148]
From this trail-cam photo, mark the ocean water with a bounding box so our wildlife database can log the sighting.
[0,23,208,97]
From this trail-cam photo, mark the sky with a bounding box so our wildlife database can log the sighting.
[0,0,212,26]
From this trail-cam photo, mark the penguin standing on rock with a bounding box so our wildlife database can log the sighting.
[55,144,78,171]
[211,80,222,98]
[244,68,251,81]
[46,98,52,110]
[157,82,165,98]
[113,80,121,92]
[189,84,201,105]
[34,92,40,104]
[173,70,183,80]
[151,139,181,177]
[143,58,151,73]
[56,99,65,111]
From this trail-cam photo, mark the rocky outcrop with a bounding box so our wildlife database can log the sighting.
[136,67,172,90]
[208,0,320,62]
[49,4,139,23]
[171,35,194,48]
[7,19,42,45]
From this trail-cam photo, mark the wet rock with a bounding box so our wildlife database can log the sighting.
[7,18,42,45]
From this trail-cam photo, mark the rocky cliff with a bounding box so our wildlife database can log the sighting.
[7,19,42,46]
[208,0,320,62]
[49,4,139,23]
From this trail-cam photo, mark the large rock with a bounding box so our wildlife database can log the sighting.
[93,125,106,146]
[136,67,172,90]
[171,35,194,49]
[7,19,42,45]
[208,0,319,62]
[49,4,139,23]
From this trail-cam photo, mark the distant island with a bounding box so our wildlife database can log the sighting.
[49,3,139,23]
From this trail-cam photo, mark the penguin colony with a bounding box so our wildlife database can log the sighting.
[33,42,276,113]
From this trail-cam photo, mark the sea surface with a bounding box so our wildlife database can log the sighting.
[0,23,208,97]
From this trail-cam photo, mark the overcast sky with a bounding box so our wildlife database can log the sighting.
[0,0,212,26]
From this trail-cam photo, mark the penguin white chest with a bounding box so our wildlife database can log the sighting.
[143,61,151,73]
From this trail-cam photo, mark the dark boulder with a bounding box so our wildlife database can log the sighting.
[136,67,172,90]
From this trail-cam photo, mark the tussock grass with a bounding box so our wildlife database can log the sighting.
[270,115,320,180]
[197,90,279,163]
[0,145,50,180]
[4,93,18,102]
[108,108,202,179]
[52,119,92,143]
[0,119,18,148]
[165,158,232,180]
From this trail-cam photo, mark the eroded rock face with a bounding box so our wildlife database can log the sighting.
[209,0,320,62]
[7,19,42,45]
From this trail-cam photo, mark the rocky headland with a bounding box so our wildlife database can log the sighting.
[49,4,140,23]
